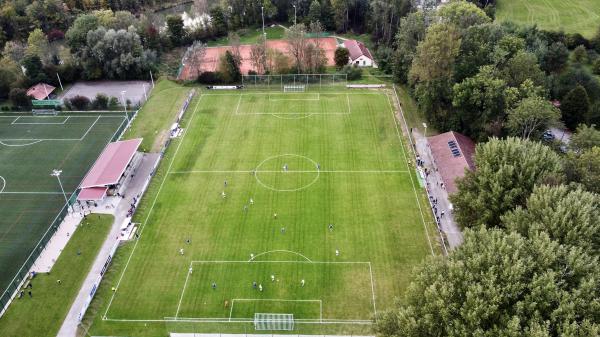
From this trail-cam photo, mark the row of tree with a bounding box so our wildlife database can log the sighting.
[377,130,600,336]
[390,1,600,140]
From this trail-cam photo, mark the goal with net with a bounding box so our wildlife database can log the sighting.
[283,85,305,92]
[254,313,294,330]
[32,109,58,116]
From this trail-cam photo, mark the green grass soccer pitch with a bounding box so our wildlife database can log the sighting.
[87,90,438,335]
[496,0,600,38]
[0,113,127,299]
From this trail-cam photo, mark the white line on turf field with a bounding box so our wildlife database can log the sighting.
[168,170,409,174]
[78,116,101,140]
[175,261,193,318]
[386,90,435,256]
[0,176,5,193]
[105,317,373,324]
[248,249,312,262]
[234,94,242,115]
[0,191,69,194]
[103,94,205,319]
[268,93,320,101]
[10,116,20,124]
[368,262,377,320]
[191,260,371,264]
[347,93,351,114]
[0,140,44,147]
[11,116,70,125]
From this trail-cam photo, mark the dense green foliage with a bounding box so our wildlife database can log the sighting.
[451,137,563,228]
[376,228,600,337]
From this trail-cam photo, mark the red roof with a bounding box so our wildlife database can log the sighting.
[27,83,56,100]
[78,187,108,201]
[427,131,476,194]
[343,40,373,61]
[80,138,142,189]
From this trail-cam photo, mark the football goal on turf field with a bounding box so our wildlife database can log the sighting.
[283,85,305,92]
[254,313,294,330]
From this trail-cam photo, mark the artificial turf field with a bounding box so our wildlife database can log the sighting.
[0,113,127,302]
[496,0,600,38]
[86,90,438,335]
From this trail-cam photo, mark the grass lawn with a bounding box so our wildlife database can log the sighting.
[0,113,126,301]
[0,214,113,337]
[206,26,286,47]
[393,85,437,136]
[83,89,440,336]
[496,0,600,38]
[123,78,192,152]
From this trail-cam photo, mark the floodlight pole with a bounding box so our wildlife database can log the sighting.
[150,70,155,88]
[51,170,69,207]
[120,90,130,124]
[293,4,297,25]
[261,6,265,37]
[56,73,64,91]
[142,83,148,101]
[422,122,427,138]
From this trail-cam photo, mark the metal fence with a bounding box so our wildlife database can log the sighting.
[0,109,138,315]
[241,74,348,91]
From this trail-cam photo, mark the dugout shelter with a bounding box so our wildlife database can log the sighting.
[78,138,142,201]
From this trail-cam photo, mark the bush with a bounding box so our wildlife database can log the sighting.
[9,88,31,108]
[92,93,109,109]
[565,33,590,49]
[593,59,600,75]
[47,29,65,41]
[68,95,91,110]
[342,65,362,81]
[108,96,120,110]
[197,71,222,84]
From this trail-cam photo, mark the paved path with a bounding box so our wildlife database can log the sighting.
[412,129,463,249]
[57,152,160,337]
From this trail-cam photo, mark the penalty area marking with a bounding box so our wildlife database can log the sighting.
[172,259,376,322]
[11,116,70,125]
[0,140,44,147]
[268,93,320,101]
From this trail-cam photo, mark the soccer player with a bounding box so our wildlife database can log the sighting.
[328,224,334,232]
[316,163,320,170]
[335,249,340,256]
[189,267,193,274]
[224,180,228,187]
[259,284,263,292]
[212,282,217,290]
[253,281,257,289]
[179,248,184,255]
[281,227,285,234]
[301,279,305,287]
[243,205,248,212]
[221,191,226,199]
[271,275,275,282]
[250,198,254,205]
[273,213,277,219]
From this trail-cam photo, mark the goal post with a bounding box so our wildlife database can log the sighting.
[283,85,305,92]
[254,313,294,330]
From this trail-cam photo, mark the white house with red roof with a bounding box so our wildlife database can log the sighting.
[342,39,375,67]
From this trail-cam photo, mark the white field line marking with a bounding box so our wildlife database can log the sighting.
[168,170,409,174]
[203,92,384,96]
[11,116,20,124]
[368,262,377,320]
[268,92,320,101]
[0,176,5,193]
[104,317,373,324]
[242,112,350,115]
[347,93,351,114]
[386,90,434,256]
[78,115,101,140]
[103,94,205,319]
[234,94,243,115]
[0,140,44,147]
[191,260,371,264]
[248,249,312,262]
[10,116,70,125]
[175,261,193,318]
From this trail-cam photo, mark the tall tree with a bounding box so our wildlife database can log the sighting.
[166,15,185,46]
[500,51,545,87]
[570,124,600,151]
[183,41,206,79]
[437,0,491,31]
[506,95,561,139]
[307,0,321,24]
[375,228,600,337]
[451,137,563,228]
[503,185,600,254]
[565,147,600,194]
[392,11,426,84]
[250,36,267,73]
[561,85,590,130]
[26,28,50,64]
[219,50,241,83]
[334,47,349,69]
[452,65,507,139]
[286,23,308,73]
[65,14,99,52]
